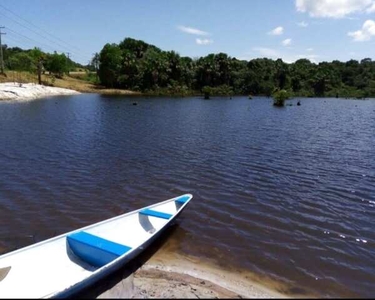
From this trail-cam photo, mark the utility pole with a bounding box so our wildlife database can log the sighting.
[92,52,99,81]
[0,27,6,75]
[66,52,70,75]
[37,58,42,85]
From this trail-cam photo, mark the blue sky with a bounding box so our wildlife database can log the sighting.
[2,0,375,65]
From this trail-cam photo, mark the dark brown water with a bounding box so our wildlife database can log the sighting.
[0,95,374,297]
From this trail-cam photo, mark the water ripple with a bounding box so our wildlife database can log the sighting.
[0,96,374,297]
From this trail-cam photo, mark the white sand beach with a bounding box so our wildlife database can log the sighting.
[0,82,80,101]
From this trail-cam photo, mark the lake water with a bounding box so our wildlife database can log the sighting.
[0,95,374,297]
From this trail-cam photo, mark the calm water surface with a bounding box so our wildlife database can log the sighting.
[0,95,374,297]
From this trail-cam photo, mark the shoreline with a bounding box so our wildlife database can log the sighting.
[0,82,80,101]
[81,244,291,299]
[130,252,288,299]
[94,254,288,299]
[78,220,321,299]
[1,80,372,101]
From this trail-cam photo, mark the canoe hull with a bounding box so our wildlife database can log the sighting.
[54,215,179,299]
[0,194,192,298]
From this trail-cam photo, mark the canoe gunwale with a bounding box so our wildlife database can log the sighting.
[0,194,192,259]
[0,193,193,299]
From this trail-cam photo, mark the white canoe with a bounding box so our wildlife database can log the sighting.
[0,194,193,298]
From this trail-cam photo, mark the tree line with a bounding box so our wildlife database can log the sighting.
[94,38,375,98]
[2,39,375,98]
[1,45,83,78]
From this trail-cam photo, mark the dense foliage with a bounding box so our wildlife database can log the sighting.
[3,39,375,98]
[95,38,375,97]
[2,45,83,77]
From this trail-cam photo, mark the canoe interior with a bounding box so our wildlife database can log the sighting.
[0,194,192,298]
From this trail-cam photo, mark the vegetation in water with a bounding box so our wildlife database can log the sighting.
[202,86,211,99]
[273,89,291,106]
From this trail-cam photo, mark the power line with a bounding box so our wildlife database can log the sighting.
[0,3,85,54]
[3,34,35,49]
[4,32,64,74]
[4,27,89,68]
[5,26,88,63]
[0,10,79,56]
[0,10,90,63]
[6,27,59,53]
[0,11,64,49]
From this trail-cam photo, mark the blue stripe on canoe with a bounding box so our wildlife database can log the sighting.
[175,195,190,204]
[67,231,131,268]
[139,208,172,220]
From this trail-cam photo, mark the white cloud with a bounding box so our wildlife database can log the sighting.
[348,19,375,41]
[195,38,213,45]
[296,0,375,18]
[306,47,314,51]
[268,26,284,35]
[282,38,292,46]
[177,25,209,36]
[367,2,375,12]
[297,21,309,27]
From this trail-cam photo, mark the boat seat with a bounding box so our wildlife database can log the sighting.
[139,208,172,220]
[67,231,131,268]
[175,195,190,204]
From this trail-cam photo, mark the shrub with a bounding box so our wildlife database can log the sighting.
[273,89,290,106]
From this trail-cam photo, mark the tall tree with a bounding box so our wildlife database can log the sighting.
[98,43,122,88]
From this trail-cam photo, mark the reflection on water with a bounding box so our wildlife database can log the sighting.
[0,95,374,297]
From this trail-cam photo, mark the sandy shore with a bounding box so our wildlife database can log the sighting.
[76,246,288,299]
[129,254,287,299]
[0,82,80,101]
